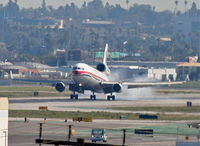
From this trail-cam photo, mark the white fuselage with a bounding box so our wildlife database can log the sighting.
[70,63,108,93]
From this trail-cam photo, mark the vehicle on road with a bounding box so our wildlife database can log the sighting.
[91,128,107,143]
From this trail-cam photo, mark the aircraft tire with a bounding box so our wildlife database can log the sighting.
[107,95,115,100]
[107,96,111,100]
[70,94,74,100]
[90,95,96,100]
[70,94,78,100]
[112,95,115,100]
[75,94,78,100]
[93,95,96,100]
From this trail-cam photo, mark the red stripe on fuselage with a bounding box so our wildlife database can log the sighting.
[71,70,107,81]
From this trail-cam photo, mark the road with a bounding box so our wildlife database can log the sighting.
[9,119,186,146]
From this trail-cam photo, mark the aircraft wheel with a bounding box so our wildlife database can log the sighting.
[75,94,78,100]
[107,95,111,100]
[93,95,96,100]
[112,95,115,100]
[107,95,115,100]
[70,94,78,100]
[70,94,74,100]
[90,95,96,100]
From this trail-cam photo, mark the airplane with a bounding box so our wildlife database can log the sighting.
[14,44,184,100]
[53,44,184,100]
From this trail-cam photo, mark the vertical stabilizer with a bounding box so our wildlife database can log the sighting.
[96,44,110,74]
[103,44,108,65]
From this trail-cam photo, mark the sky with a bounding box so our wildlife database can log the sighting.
[0,0,200,12]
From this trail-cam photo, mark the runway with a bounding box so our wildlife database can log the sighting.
[9,88,200,113]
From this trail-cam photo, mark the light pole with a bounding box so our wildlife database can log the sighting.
[126,0,129,9]
[175,0,179,16]
[184,0,188,14]
[3,131,7,146]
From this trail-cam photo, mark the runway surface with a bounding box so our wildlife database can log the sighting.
[9,88,200,113]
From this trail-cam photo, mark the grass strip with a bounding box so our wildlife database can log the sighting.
[0,91,69,97]
[156,89,200,94]
[9,110,200,120]
[110,106,200,113]
[171,81,200,88]
[0,86,70,97]
[0,86,55,91]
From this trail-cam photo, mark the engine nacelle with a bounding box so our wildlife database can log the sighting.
[96,63,110,74]
[112,83,123,93]
[55,82,65,92]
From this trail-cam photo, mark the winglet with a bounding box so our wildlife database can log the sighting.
[103,43,108,65]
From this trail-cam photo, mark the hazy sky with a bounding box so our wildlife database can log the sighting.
[0,0,200,12]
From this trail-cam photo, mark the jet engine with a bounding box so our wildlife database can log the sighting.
[55,82,65,92]
[112,83,123,93]
[96,63,110,74]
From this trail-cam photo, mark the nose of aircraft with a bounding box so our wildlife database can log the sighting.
[72,70,80,75]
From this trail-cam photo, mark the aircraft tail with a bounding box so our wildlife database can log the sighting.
[103,43,108,65]
[96,44,110,74]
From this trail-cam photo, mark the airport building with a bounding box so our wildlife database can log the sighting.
[148,68,177,81]
[110,66,177,81]
[0,98,8,146]
[176,62,200,81]
[0,61,67,81]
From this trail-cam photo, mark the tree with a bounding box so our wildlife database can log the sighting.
[108,4,127,20]
[5,0,19,17]
[87,0,105,19]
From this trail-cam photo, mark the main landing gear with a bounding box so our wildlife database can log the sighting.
[70,91,79,100]
[107,93,115,100]
[90,91,96,100]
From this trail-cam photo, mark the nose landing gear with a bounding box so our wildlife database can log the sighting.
[90,91,96,100]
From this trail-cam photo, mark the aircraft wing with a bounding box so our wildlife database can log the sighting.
[100,81,184,93]
[12,78,73,85]
[122,81,184,89]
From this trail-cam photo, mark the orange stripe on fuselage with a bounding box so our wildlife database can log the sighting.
[72,70,107,82]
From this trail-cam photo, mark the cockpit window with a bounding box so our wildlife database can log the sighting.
[72,67,78,70]
[72,67,84,71]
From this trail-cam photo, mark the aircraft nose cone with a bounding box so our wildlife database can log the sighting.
[73,71,79,75]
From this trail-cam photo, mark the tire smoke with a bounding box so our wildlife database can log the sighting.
[108,70,155,100]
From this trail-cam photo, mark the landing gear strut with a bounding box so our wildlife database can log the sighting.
[107,93,115,100]
[90,91,96,100]
[70,91,79,100]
